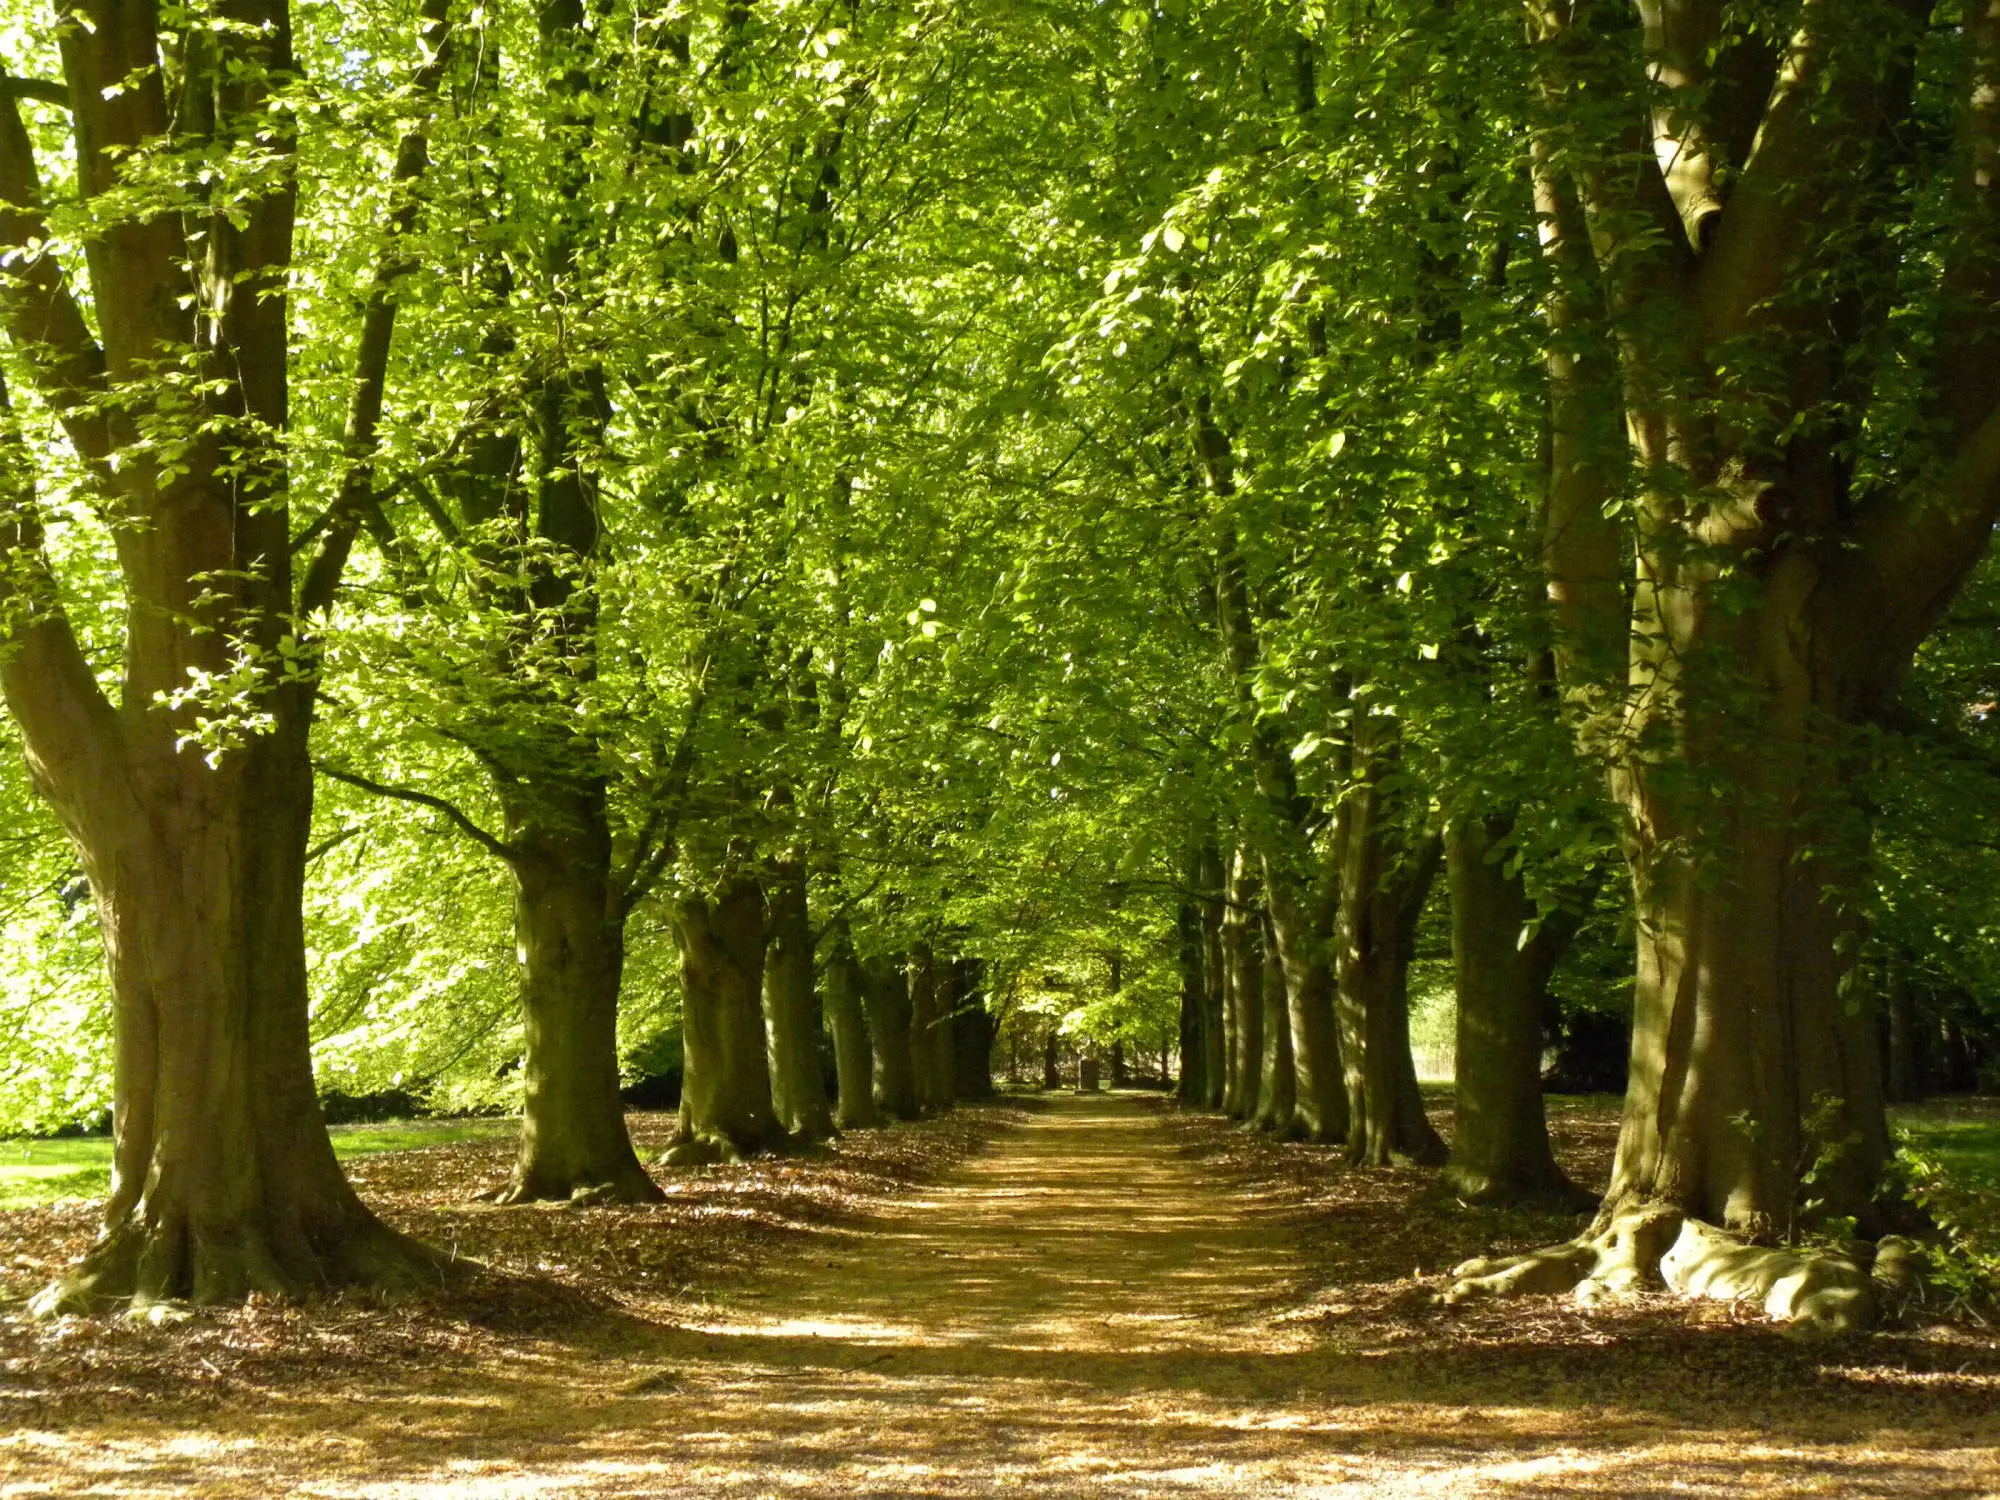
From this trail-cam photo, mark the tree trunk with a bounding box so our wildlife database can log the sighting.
[1175,897,1206,1103]
[1197,846,1228,1109]
[1335,755,1445,1167]
[1442,817,1582,1205]
[908,943,954,1113]
[497,802,662,1203]
[951,958,996,1100]
[761,861,833,1142]
[1519,0,2000,1240]
[1253,911,1297,1136]
[1,0,455,1314]
[1605,755,1887,1233]
[666,878,782,1164]
[1042,1027,1062,1090]
[862,953,920,1119]
[1263,869,1348,1143]
[28,734,442,1313]
[1222,850,1264,1120]
[822,919,878,1128]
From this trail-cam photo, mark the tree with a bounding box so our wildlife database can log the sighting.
[1454,0,2000,1323]
[0,0,453,1308]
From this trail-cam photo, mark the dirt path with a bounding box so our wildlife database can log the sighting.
[7,1093,1998,1497]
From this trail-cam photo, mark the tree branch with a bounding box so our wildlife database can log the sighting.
[0,371,122,813]
[0,78,111,467]
[614,682,709,918]
[0,79,68,111]
[298,0,458,619]
[314,761,517,864]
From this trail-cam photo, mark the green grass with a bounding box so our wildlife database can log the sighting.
[0,1117,515,1210]
[1890,1099,2000,1189]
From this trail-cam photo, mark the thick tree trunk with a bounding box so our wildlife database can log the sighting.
[28,733,442,1313]
[666,878,782,1164]
[1042,1027,1062,1090]
[1442,817,1581,1205]
[761,861,833,1142]
[1263,869,1347,1143]
[1,0,455,1314]
[951,959,996,1100]
[1335,762,1445,1167]
[1252,911,1297,1135]
[822,920,878,1128]
[1222,851,1264,1120]
[908,944,955,1113]
[1606,755,1888,1233]
[862,953,920,1119]
[497,803,662,1203]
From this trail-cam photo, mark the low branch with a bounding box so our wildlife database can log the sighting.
[0,79,68,110]
[315,761,517,864]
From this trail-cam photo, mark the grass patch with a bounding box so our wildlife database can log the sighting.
[0,1117,516,1209]
[1892,1098,2000,1189]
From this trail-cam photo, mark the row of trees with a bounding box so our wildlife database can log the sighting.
[2,0,1997,1320]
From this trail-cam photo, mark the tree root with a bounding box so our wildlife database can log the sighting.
[1441,1202,1926,1337]
[480,1164,667,1207]
[27,1206,452,1320]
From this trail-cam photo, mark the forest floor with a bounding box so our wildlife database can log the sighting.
[2,1092,1998,1497]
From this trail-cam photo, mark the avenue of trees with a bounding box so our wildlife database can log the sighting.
[2,0,1998,1327]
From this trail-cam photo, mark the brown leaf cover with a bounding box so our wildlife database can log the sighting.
[0,1105,1023,1423]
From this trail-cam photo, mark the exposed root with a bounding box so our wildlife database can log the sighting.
[1441,1201,1928,1337]
[27,1206,452,1320]
[659,1129,758,1168]
[1439,1164,1596,1213]
[481,1166,667,1207]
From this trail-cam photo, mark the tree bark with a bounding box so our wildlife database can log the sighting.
[1253,911,1297,1135]
[1517,0,2000,1235]
[761,861,833,1142]
[666,878,782,1163]
[1334,737,1445,1167]
[1442,816,1583,1205]
[951,958,997,1100]
[822,919,878,1128]
[1263,867,1348,1143]
[1197,846,1229,1109]
[1221,850,1264,1120]
[908,943,954,1113]
[862,953,920,1119]
[0,0,455,1311]
[1175,894,1207,1103]
[496,796,662,1203]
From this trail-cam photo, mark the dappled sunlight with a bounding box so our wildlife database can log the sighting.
[3,1095,1996,1497]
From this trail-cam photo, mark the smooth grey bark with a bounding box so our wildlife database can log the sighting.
[0,0,455,1311]
[951,958,997,1100]
[1197,845,1228,1109]
[499,806,662,1203]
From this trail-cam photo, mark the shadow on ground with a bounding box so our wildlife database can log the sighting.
[3,1095,1995,1497]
